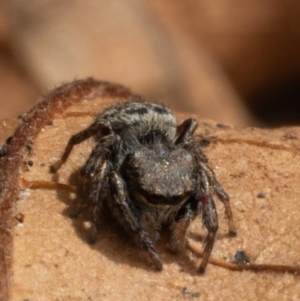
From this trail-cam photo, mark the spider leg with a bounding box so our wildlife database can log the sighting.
[200,162,236,236]
[71,161,111,243]
[109,171,163,271]
[213,181,236,236]
[169,202,197,253]
[199,195,218,273]
[86,162,112,244]
[198,171,219,273]
[77,133,118,243]
[50,119,112,172]
[174,118,197,145]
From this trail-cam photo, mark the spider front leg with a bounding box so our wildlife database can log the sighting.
[195,169,221,274]
[200,162,236,236]
[176,118,236,237]
[169,202,198,253]
[109,171,163,271]
[198,194,218,274]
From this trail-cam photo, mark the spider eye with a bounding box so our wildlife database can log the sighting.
[170,195,184,203]
[148,193,188,205]
[149,193,164,204]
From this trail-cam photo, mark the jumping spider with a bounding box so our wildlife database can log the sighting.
[51,100,236,273]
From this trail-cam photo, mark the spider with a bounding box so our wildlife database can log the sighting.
[51,100,237,273]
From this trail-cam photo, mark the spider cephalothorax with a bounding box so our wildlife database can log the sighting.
[51,100,236,273]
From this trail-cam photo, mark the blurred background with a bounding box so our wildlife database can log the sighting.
[0,0,300,127]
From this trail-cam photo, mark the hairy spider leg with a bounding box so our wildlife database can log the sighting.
[166,118,199,252]
[172,117,223,269]
[198,170,219,273]
[50,119,112,172]
[169,202,198,253]
[109,171,163,271]
[200,162,237,236]
[50,118,117,243]
[76,133,118,243]
[178,117,236,239]
[174,118,198,145]
[213,182,236,236]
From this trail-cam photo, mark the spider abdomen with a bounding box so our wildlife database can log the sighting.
[99,101,177,142]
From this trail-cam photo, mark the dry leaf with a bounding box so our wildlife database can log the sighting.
[1,79,300,300]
